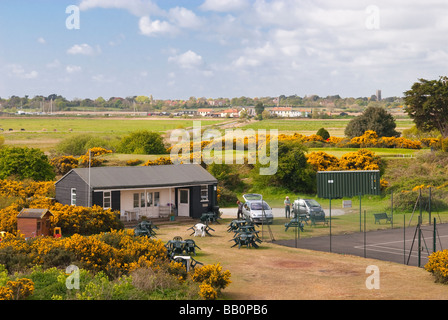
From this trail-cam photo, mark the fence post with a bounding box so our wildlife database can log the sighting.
[364,209,366,258]
[433,217,437,253]
[418,215,422,268]
[403,213,406,265]
[391,191,394,229]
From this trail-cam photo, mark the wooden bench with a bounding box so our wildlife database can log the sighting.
[374,213,392,224]
[310,215,328,226]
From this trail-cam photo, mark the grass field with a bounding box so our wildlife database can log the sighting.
[2,116,447,299]
[0,116,416,153]
[241,118,415,137]
[156,217,448,300]
[0,117,226,151]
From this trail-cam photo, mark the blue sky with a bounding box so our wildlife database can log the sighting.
[1,0,448,100]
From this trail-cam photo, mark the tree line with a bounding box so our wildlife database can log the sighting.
[0,93,404,113]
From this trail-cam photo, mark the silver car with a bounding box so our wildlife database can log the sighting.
[241,194,274,224]
[292,199,325,219]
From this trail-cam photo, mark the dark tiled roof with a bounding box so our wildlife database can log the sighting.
[57,164,217,190]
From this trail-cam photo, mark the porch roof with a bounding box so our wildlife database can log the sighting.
[59,164,217,190]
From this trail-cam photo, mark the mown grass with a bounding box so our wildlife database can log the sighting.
[156,215,448,300]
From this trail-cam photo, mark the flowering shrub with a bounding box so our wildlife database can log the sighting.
[306,151,340,171]
[143,157,173,166]
[0,230,167,278]
[0,286,13,300]
[425,250,448,283]
[306,149,382,172]
[126,159,142,166]
[4,278,34,300]
[421,138,440,148]
[0,179,54,199]
[78,147,113,168]
[326,136,344,145]
[50,156,79,175]
[199,282,218,300]
[378,136,422,149]
[338,149,382,171]
[191,263,231,300]
[47,203,121,236]
[0,204,22,233]
[350,130,378,147]
[0,278,34,300]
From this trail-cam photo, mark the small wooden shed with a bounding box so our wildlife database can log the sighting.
[17,208,54,238]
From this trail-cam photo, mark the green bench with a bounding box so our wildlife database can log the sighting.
[374,213,392,224]
[200,211,221,224]
[284,217,304,232]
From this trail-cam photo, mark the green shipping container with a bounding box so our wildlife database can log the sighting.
[317,170,380,199]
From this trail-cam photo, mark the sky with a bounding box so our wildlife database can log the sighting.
[1,0,448,101]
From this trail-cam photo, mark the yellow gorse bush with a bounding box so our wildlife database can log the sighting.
[307,151,340,171]
[0,229,168,279]
[191,263,231,293]
[0,179,54,199]
[425,250,448,283]
[306,149,382,172]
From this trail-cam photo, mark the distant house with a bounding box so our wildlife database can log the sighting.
[198,108,213,116]
[220,108,239,118]
[17,208,54,238]
[270,107,302,118]
[54,165,218,220]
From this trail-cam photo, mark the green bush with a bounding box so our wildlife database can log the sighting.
[118,130,167,155]
[56,134,119,156]
[0,147,55,181]
[316,127,330,141]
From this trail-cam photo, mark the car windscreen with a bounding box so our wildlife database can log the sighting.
[250,202,270,210]
[305,199,321,207]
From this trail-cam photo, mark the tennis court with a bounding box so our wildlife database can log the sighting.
[276,222,448,267]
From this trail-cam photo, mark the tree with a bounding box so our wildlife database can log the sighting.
[344,106,399,138]
[253,141,315,193]
[254,102,264,116]
[0,147,55,181]
[118,130,167,155]
[404,76,448,138]
[316,128,330,141]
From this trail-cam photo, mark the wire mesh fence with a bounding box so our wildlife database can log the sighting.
[223,189,448,268]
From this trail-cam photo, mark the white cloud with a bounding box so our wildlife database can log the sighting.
[168,7,203,29]
[37,37,46,44]
[67,44,100,56]
[7,64,38,79]
[46,59,61,69]
[66,65,82,74]
[168,50,203,69]
[92,74,115,83]
[139,16,177,37]
[200,0,249,12]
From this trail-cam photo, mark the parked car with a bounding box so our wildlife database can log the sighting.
[241,194,274,224]
[292,199,325,219]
